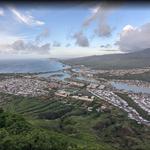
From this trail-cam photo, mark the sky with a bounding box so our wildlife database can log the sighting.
[0,2,150,58]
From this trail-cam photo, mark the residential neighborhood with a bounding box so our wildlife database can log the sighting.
[0,77,49,97]
[0,64,149,126]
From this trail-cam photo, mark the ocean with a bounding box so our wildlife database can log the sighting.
[0,58,66,73]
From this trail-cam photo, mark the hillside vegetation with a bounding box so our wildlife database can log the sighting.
[0,108,95,150]
[0,92,150,150]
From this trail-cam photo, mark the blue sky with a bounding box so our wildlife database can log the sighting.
[0,3,150,58]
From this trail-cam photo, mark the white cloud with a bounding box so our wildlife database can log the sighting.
[116,23,150,52]
[73,31,89,47]
[0,40,50,55]
[82,3,115,37]
[0,28,50,56]
[0,33,26,45]
[35,28,49,44]
[100,44,111,48]
[9,7,45,26]
[53,41,61,47]
[0,8,4,16]
[123,24,135,31]
[65,43,71,47]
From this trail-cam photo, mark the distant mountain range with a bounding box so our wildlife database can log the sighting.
[62,48,150,69]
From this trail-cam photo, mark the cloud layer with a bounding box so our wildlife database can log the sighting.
[116,23,150,52]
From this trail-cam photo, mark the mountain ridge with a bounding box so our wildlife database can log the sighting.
[62,48,150,69]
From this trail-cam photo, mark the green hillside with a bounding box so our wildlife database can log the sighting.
[0,92,150,150]
[0,108,97,150]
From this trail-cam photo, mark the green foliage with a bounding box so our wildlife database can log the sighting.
[0,93,150,150]
[92,111,150,150]
[0,110,79,150]
[0,109,113,150]
[39,105,73,119]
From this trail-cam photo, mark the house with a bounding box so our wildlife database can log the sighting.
[68,81,84,87]
[87,83,99,89]
[87,107,93,112]
[72,95,94,102]
[55,90,70,97]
